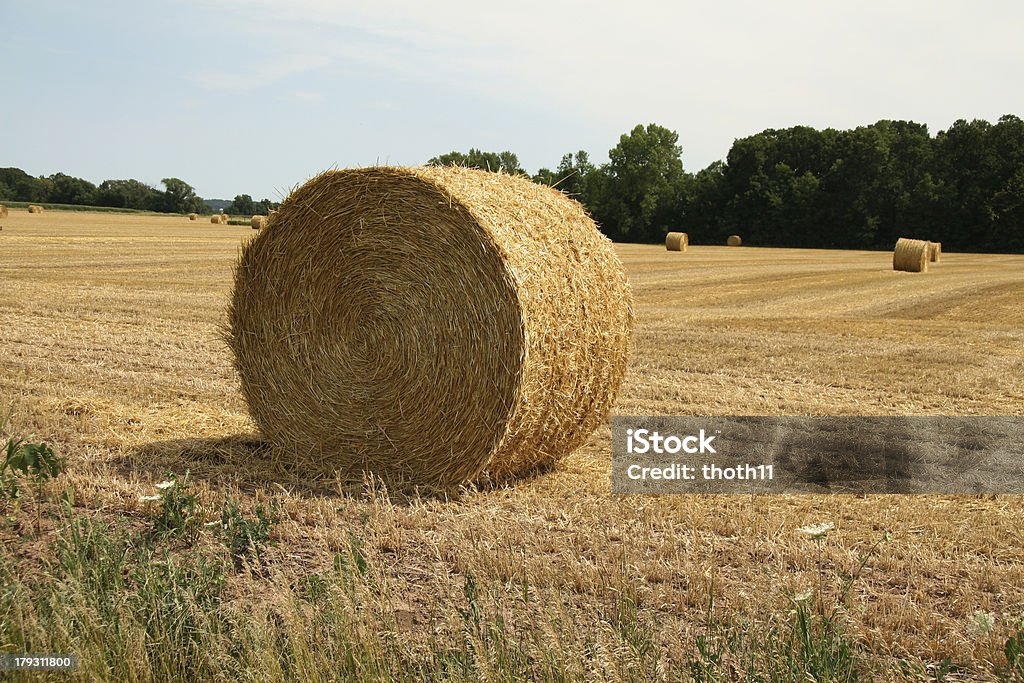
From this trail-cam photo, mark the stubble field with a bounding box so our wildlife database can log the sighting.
[1,210,1023,680]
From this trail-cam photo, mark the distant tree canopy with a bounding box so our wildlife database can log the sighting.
[159,178,206,214]
[0,169,283,217]
[0,168,214,214]
[689,115,1024,252]
[94,179,159,210]
[4,114,1023,251]
[427,148,525,175]
[587,124,687,242]
[522,115,1024,251]
[224,194,279,216]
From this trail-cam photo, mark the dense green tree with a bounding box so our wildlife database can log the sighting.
[531,167,558,186]
[531,151,596,206]
[94,179,159,210]
[160,178,205,214]
[427,148,524,174]
[979,114,1024,251]
[552,151,595,202]
[226,194,255,215]
[589,124,686,242]
[47,173,96,205]
[683,160,726,239]
[253,198,279,215]
[0,168,51,202]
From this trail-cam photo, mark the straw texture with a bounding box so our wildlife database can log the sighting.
[229,166,634,487]
[665,232,688,251]
[893,237,930,272]
[928,241,942,263]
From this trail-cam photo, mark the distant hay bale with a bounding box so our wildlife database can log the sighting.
[27,205,43,214]
[727,234,742,246]
[928,241,942,263]
[229,166,635,487]
[211,215,223,224]
[0,204,7,218]
[250,215,266,229]
[893,237,930,273]
[665,231,688,251]
[188,213,198,221]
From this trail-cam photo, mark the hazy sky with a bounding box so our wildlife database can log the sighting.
[3,1,1023,200]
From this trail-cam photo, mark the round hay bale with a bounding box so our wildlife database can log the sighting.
[211,215,222,224]
[928,241,942,263]
[188,213,198,221]
[250,215,266,229]
[229,166,634,487]
[0,204,8,218]
[727,234,742,247]
[27,204,43,214]
[893,237,930,273]
[665,231,688,252]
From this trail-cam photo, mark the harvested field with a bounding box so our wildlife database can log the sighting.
[1,211,1023,679]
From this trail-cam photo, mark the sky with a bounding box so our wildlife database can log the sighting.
[2,0,1023,201]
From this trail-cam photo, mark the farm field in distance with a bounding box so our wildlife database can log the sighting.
[2,210,1024,680]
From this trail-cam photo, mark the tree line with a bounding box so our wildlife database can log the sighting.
[0,168,279,216]
[429,115,1024,253]
[4,114,1022,252]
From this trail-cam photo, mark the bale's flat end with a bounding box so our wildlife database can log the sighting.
[229,166,634,487]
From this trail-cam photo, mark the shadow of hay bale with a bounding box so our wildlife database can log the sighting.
[121,434,304,490]
[122,434,553,502]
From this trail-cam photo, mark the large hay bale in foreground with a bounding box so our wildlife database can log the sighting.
[893,237,930,272]
[928,241,942,263]
[250,215,266,229]
[727,234,742,246]
[230,166,634,486]
[665,231,688,252]
[27,205,43,214]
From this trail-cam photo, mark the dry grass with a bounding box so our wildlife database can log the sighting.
[727,234,742,246]
[2,211,1024,676]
